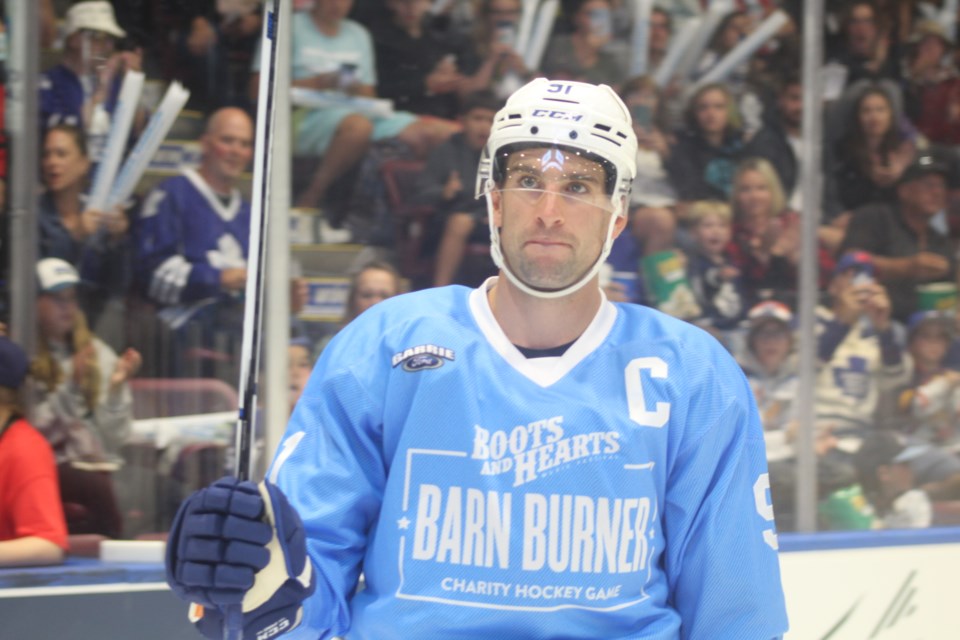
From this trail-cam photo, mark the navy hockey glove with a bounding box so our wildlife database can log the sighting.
[166,476,315,640]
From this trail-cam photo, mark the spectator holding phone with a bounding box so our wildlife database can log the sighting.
[367,0,466,120]
[838,153,956,323]
[252,0,459,211]
[39,2,146,149]
[457,0,532,99]
[540,0,626,88]
[814,251,905,454]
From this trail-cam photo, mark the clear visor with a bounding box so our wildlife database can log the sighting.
[493,146,616,214]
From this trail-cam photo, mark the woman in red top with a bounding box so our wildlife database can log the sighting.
[0,335,68,567]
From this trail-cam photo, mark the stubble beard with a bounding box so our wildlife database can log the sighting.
[504,236,600,293]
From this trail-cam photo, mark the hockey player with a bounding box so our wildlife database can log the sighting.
[165,79,789,639]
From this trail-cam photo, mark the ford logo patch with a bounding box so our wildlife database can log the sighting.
[402,354,444,372]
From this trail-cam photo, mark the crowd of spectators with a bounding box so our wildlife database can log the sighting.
[6,0,960,561]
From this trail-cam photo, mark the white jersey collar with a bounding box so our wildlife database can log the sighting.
[182,167,243,222]
[468,276,618,388]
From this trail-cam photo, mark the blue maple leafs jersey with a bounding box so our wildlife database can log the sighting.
[271,280,789,639]
[135,169,250,305]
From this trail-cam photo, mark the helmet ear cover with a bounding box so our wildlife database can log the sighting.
[490,142,619,197]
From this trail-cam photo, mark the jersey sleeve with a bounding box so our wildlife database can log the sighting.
[663,353,789,639]
[38,67,83,131]
[135,183,222,304]
[268,325,389,640]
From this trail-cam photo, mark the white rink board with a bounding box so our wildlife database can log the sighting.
[780,539,960,638]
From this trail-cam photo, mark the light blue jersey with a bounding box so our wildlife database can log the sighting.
[271,279,788,639]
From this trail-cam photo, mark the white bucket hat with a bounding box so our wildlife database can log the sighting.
[65,1,126,39]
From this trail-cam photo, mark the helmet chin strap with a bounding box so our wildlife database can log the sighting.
[484,191,624,300]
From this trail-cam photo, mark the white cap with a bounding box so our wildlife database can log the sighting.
[37,258,80,292]
[65,1,126,39]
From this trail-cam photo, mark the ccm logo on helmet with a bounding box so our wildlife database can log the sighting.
[531,109,583,121]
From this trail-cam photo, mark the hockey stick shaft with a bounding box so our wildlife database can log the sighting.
[225,3,282,639]
[236,0,281,485]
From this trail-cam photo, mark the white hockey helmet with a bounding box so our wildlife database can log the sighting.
[475,78,639,299]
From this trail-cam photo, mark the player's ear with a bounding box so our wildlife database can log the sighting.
[491,189,503,227]
[610,199,629,239]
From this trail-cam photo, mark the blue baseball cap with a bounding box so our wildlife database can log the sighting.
[0,336,29,390]
[834,250,874,277]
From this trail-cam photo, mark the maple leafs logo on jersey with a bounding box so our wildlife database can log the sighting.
[392,344,456,372]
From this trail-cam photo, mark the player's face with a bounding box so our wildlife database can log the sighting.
[42,129,91,193]
[735,169,774,219]
[202,111,254,185]
[492,147,624,292]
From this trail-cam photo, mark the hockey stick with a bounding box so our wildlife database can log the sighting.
[235,0,282,484]
[223,3,281,638]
